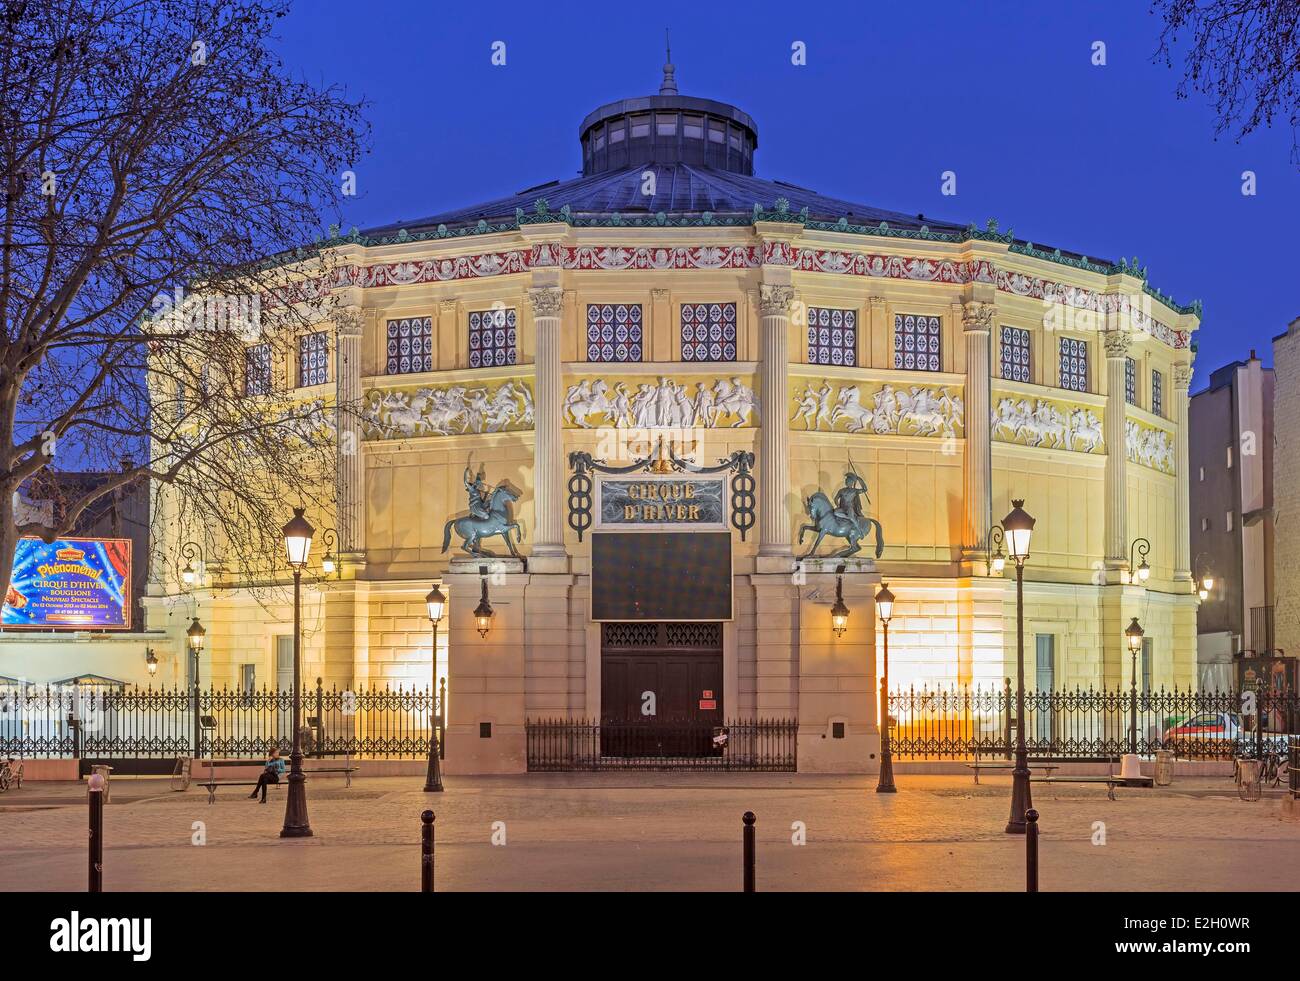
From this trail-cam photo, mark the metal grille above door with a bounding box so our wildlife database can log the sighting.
[601,622,721,650]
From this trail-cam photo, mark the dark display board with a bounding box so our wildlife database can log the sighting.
[591,532,732,621]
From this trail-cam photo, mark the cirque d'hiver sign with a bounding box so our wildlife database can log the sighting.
[3,538,131,629]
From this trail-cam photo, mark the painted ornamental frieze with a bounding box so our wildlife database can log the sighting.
[789,380,964,438]
[562,375,759,429]
[990,393,1104,454]
[362,380,534,439]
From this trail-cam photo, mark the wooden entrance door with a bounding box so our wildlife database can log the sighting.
[600,622,723,756]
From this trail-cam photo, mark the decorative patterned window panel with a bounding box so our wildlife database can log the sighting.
[1125,358,1137,405]
[386,316,433,374]
[468,308,517,368]
[807,307,857,367]
[586,304,643,362]
[244,344,271,396]
[298,331,328,387]
[1151,370,1163,417]
[1059,337,1089,393]
[894,313,941,371]
[1000,326,1030,382]
[681,302,737,362]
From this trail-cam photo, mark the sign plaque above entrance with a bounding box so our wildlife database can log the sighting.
[595,475,726,530]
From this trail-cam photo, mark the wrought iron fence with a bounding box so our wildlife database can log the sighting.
[888,683,1300,761]
[526,719,798,771]
[0,679,444,761]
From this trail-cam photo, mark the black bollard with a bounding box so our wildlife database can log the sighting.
[1025,808,1039,893]
[421,809,435,893]
[742,811,756,893]
[88,772,105,893]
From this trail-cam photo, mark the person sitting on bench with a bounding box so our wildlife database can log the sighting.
[249,747,285,803]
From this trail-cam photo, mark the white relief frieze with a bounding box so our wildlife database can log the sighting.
[1125,419,1175,474]
[563,376,759,429]
[791,381,964,437]
[991,397,1104,453]
[363,380,533,439]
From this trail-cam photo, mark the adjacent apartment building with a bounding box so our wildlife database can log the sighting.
[1274,318,1300,661]
[1189,351,1275,688]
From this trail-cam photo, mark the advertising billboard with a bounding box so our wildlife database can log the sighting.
[2,537,131,630]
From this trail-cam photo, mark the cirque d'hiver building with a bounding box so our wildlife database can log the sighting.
[145,62,1202,773]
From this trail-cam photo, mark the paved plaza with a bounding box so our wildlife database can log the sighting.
[2,773,1297,892]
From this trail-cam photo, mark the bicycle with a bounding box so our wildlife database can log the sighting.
[0,757,21,793]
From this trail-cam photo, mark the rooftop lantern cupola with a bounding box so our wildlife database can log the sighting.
[579,38,758,178]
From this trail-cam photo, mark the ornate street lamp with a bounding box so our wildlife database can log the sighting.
[830,574,849,638]
[473,572,494,638]
[1193,553,1215,601]
[987,526,1007,576]
[424,584,446,793]
[180,541,204,588]
[186,616,206,758]
[319,528,339,578]
[876,582,896,794]
[145,648,158,677]
[998,499,1035,834]
[1125,617,1145,756]
[1127,537,1151,585]
[280,507,314,839]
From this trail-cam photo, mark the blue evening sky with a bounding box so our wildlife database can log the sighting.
[276,0,1299,389]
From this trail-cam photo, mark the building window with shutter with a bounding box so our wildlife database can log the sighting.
[298,331,328,387]
[681,303,737,362]
[468,308,517,368]
[586,304,643,362]
[1000,326,1031,382]
[1059,337,1089,393]
[386,316,433,374]
[807,307,857,366]
[244,343,271,396]
[894,313,941,371]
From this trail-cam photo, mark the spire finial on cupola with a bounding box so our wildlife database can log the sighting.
[660,28,678,95]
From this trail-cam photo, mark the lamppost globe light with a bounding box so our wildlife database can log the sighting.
[321,551,336,576]
[991,551,1006,575]
[426,584,446,625]
[1198,587,1209,601]
[1203,575,1215,591]
[1002,499,1035,562]
[145,648,158,675]
[281,507,314,569]
[181,561,196,586]
[1125,616,1144,654]
[875,582,894,624]
[186,617,205,652]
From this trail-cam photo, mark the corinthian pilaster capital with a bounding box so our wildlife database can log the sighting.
[1103,329,1133,359]
[1173,362,1193,390]
[759,284,795,317]
[528,286,564,319]
[962,301,995,333]
[334,304,364,338]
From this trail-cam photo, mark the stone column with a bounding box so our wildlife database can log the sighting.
[1173,362,1194,581]
[334,306,366,558]
[758,284,795,558]
[962,301,994,556]
[529,287,566,566]
[1103,329,1132,565]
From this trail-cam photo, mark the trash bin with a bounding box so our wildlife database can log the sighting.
[90,764,113,803]
[1237,759,1261,802]
[1154,750,1174,786]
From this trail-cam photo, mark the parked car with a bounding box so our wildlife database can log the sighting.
[1162,712,1293,756]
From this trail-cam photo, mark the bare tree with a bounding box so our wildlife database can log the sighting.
[1153,0,1300,163]
[0,0,368,592]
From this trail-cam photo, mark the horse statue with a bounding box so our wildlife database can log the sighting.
[797,471,885,559]
[441,484,525,558]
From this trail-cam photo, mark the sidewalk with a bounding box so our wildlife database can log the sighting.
[1,773,1296,891]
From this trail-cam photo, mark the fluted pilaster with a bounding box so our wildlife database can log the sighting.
[1173,362,1193,580]
[962,301,994,554]
[529,287,566,556]
[759,284,795,556]
[1103,329,1132,564]
[334,306,365,556]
